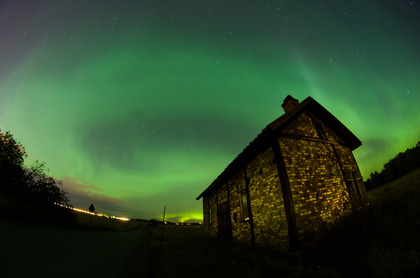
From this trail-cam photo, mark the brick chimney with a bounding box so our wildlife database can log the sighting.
[282,95,299,113]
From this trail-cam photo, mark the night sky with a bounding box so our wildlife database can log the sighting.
[1,1,419,221]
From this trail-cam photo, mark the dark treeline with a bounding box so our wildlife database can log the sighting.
[0,130,72,222]
[365,142,420,190]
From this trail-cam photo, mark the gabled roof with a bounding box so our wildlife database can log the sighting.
[266,96,361,149]
[196,96,361,200]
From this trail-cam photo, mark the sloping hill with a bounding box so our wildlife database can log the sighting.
[368,167,420,203]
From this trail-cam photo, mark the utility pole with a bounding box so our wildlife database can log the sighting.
[158,205,166,263]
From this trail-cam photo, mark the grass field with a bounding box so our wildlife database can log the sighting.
[146,168,420,277]
[73,210,144,232]
[368,167,420,202]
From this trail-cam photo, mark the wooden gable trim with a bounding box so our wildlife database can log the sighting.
[243,167,255,246]
[330,144,355,205]
[278,131,350,148]
[269,130,300,250]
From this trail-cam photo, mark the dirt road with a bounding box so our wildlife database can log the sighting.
[0,219,150,278]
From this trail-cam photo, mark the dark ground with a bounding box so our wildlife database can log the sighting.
[1,168,420,277]
[0,219,149,278]
[147,168,420,278]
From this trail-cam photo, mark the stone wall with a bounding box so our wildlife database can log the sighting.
[203,190,219,236]
[279,137,352,241]
[246,146,289,247]
[313,113,368,207]
[282,111,318,137]
[279,112,357,242]
[228,169,252,243]
[203,146,290,248]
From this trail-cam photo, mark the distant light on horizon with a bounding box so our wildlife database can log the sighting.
[56,203,130,221]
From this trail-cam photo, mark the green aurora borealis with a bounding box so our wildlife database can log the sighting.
[1,1,419,221]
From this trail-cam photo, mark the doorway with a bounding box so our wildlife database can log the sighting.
[217,202,232,239]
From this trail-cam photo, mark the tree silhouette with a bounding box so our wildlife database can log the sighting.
[89,203,95,213]
[366,143,420,190]
[0,130,26,166]
[25,160,70,206]
[0,131,27,195]
[0,130,70,207]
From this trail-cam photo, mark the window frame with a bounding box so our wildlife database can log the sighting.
[240,191,250,221]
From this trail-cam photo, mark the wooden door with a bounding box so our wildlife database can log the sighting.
[217,202,232,239]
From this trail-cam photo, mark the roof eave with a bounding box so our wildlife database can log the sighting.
[196,130,271,200]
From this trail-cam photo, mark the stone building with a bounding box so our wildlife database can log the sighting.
[196,95,368,250]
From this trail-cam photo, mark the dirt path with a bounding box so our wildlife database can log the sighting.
[0,219,149,278]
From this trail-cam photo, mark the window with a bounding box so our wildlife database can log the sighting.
[240,192,250,221]
[315,122,328,140]
[352,171,365,205]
